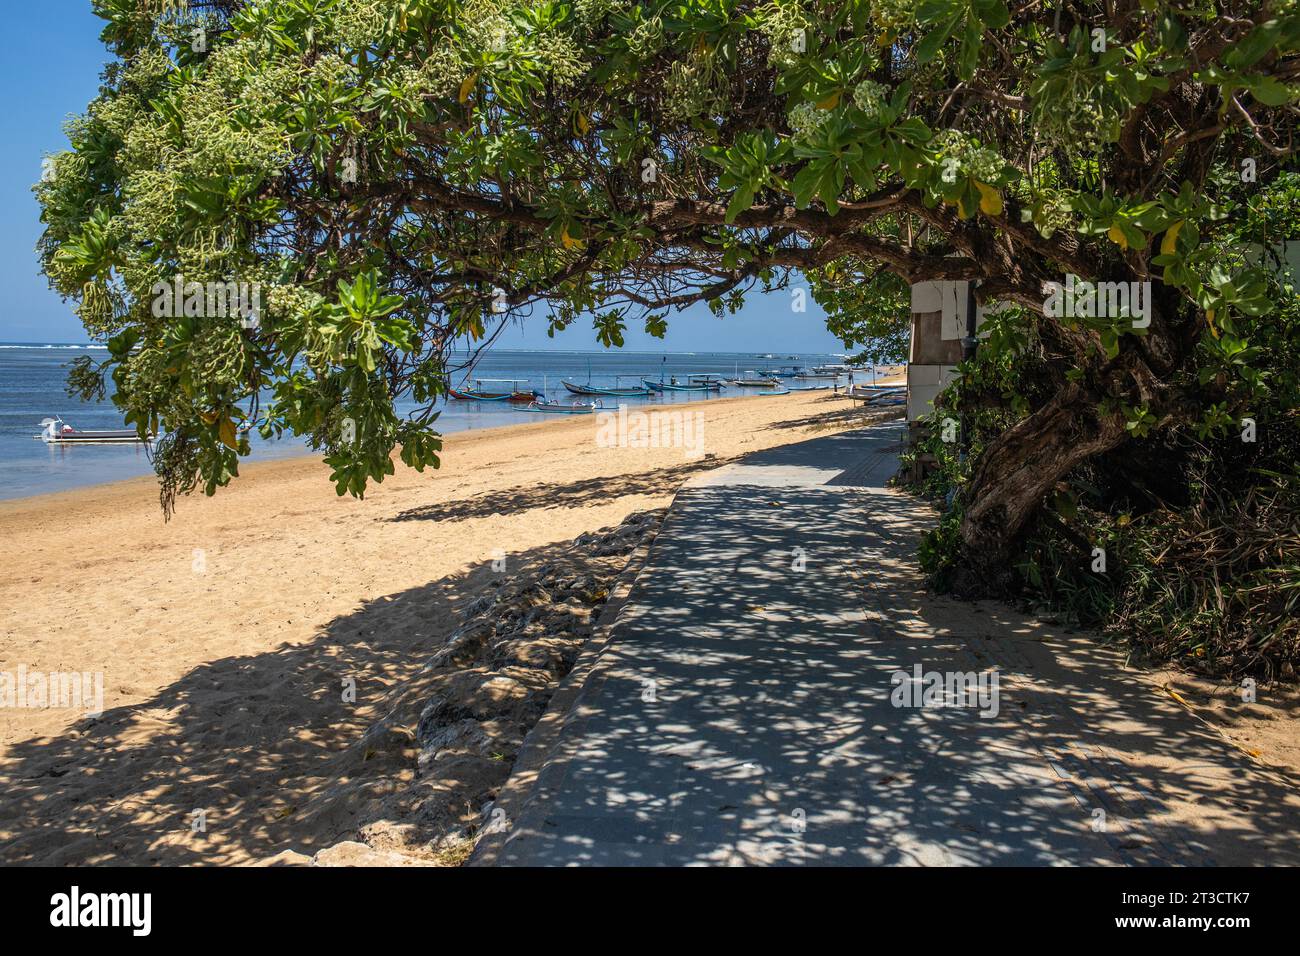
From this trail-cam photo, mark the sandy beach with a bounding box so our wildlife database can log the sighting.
[5,377,1297,866]
[0,386,901,864]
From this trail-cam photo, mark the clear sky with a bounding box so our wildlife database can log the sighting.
[1,2,846,353]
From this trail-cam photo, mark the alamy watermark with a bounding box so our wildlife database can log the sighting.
[1,666,104,718]
[151,274,261,327]
[595,405,705,459]
[890,664,1000,718]
[1044,273,1151,328]
[50,886,151,936]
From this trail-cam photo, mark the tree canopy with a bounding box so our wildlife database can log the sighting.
[38,0,1299,583]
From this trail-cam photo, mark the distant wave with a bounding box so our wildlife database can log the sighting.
[0,343,109,350]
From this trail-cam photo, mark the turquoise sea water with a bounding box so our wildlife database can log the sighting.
[0,344,862,500]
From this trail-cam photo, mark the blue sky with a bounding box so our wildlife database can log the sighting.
[1,2,846,353]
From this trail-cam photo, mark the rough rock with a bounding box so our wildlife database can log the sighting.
[311,841,434,867]
[318,509,664,864]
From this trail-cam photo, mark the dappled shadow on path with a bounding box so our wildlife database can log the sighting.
[495,424,1300,866]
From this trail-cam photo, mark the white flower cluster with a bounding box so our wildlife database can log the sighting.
[415,44,467,100]
[575,0,631,23]
[665,52,726,122]
[757,3,813,69]
[266,283,325,324]
[334,0,392,49]
[528,32,588,89]
[627,14,666,56]
[932,129,1003,182]
[307,53,358,89]
[471,15,517,54]
[852,79,888,118]
[788,101,824,136]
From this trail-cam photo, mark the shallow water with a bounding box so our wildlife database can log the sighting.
[0,345,863,500]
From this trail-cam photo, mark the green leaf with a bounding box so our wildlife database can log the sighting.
[791,162,825,209]
[972,0,1010,29]
[1247,77,1293,106]
[958,17,981,80]
[724,185,755,223]
[914,14,961,64]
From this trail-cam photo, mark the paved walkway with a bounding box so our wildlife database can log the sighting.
[479,422,1300,866]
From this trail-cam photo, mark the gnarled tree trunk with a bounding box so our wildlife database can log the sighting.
[951,383,1129,596]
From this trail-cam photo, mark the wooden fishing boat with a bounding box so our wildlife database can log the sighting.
[562,376,651,397]
[448,387,509,401]
[728,371,782,388]
[847,385,906,405]
[647,373,728,393]
[448,379,541,402]
[521,398,599,414]
[793,371,842,380]
[642,377,726,393]
[36,417,152,444]
[847,384,906,397]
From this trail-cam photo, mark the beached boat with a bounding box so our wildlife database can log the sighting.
[36,417,152,444]
[521,398,599,414]
[846,385,906,405]
[847,384,906,397]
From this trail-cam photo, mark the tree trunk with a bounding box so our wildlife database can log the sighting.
[951,383,1128,596]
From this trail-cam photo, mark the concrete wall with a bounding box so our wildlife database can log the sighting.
[909,280,978,422]
[906,241,1298,424]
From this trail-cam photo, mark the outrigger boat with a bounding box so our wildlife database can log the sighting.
[846,384,906,405]
[562,375,651,397]
[642,374,727,393]
[448,378,542,402]
[728,371,783,388]
[521,398,600,414]
[755,365,801,378]
[847,383,906,396]
[859,392,906,406]
[36,416,152,445]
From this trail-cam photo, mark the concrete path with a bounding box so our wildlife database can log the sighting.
[479,422,1300,866]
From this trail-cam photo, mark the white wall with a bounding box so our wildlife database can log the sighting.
[908,280,1012,422]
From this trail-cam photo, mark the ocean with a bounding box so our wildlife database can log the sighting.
[0,344,863,500]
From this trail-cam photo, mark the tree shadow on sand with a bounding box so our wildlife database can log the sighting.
[386,458,733,524]
[0,538,590,866]
[758,398,902,435]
